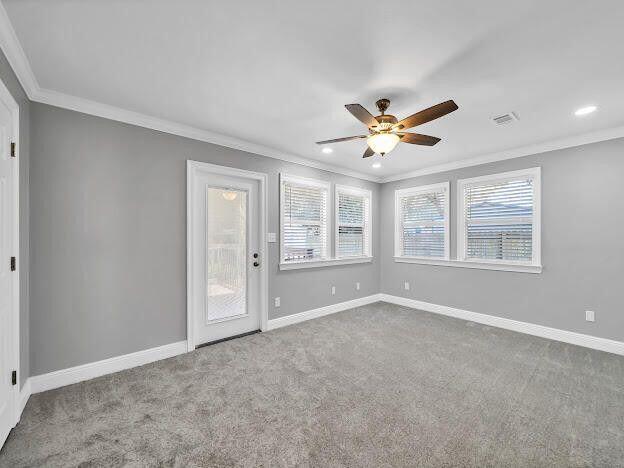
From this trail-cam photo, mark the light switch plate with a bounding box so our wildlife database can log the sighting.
[267,232,277,243]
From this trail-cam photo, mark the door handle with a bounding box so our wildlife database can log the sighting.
[253,253,260,267]
[253,262,260,267]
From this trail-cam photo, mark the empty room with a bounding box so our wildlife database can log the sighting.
[0,1,623,466]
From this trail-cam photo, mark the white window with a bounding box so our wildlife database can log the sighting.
[335,185,372,258]
[394,182,450,260]
[457,167,541,267]
[280,174,329,263]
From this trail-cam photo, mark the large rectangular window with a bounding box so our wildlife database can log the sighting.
[280,174,329,263]
[394,182,450,259]
[457,167,541,266]
[335,185,372,258]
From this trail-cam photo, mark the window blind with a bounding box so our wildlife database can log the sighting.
[463,177,533,262]
[282,179,328,262]
[398,186,447,258]
[337,191,370,257]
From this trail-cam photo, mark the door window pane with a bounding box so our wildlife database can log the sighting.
[206,187,247,321]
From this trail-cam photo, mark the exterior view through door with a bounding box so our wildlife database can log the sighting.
[187,161,267,348]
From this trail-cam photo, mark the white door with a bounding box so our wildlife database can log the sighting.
[189,167,262,346]
[0,89,17,447]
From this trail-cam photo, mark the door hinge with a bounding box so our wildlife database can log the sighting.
[12,370,17,386]
[10,142,16,158]
[10,256,16,271]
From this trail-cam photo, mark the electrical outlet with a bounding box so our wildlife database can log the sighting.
[404,281,410,291]
[585,310,595,322]
[331,286,336,295]
[274,297,280,308]
[356,282,360,291]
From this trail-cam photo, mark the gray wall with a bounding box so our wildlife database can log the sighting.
[29,102,381,376]
[8,48,623,378]
[0,48,29,386]
[380,137,624,342]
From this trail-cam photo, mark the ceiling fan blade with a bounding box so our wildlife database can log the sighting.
[362,146,375,158]
[316,135,368,145]
[398,133,441,146]
[345,104,380,128]
[395,100,458,130]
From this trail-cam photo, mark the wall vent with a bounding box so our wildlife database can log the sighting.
[492,112,519,125]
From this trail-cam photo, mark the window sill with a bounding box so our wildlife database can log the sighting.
[280,256,373,271]
[393,257,542,274]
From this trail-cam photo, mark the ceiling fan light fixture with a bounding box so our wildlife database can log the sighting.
[367,133,400,155]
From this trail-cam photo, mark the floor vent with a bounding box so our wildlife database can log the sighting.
[492,112,519,125]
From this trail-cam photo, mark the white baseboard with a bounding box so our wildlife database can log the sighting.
[18,293,622,408]
[28,340,188,394]
[380,294,624,356]
[267,294,383,330]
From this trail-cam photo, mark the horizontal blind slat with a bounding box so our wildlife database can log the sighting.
[400,189,446,258]
[464,176,534,262]
[283,181,327,261]
[338,191,368,257]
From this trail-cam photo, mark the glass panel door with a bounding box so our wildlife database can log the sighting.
[190,166,261,347]
[205,187,248,322]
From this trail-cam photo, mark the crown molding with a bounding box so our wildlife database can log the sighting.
[0,2,380,182]
[380,124,624,182]
[3,1,624,185]
[32,88,380,181]
[0,0,38,98]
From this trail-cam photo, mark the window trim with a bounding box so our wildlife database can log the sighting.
[335,184,372,259]
[392,257,541,274]
[279,173,331,266]
[280,256,373,270]
[456,167,541,269]
[394,182,450,261]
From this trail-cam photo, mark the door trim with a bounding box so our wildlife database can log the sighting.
[0,74,20,427]
[186,160,268,352]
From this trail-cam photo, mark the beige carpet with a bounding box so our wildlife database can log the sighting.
[1,302,623,467]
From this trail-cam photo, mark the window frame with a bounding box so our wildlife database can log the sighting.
[334,185,372,259]
[394,182,450,261]
[279,173,331,266]
[457,167,541,269]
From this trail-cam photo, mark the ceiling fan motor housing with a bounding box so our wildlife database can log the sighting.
[375,98,391,114]
[374,114,398,131]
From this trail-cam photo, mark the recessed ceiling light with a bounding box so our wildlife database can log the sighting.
[575,105,597,116]
[372,162,381,169]
[321,147,333,154]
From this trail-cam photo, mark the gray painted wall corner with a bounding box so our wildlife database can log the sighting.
[380,137,624,343]
[28,102,381,375]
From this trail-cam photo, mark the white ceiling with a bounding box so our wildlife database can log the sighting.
[3,0,624,179]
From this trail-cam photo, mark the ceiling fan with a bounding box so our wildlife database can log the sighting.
[316,98,458,158]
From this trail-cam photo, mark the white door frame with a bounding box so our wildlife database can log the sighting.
[186,160,268,352]
[0,75,20,425]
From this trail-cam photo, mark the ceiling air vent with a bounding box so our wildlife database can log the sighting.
[492,112,519,126]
